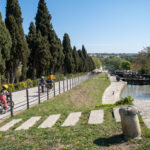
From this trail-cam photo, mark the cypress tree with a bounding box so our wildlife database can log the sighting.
[5,0,29,83]
[72,46,80,73]
[26,22,37,79]
[0,12,11,84]
[36,0,64,73]
[81,45,88,72]
[35,31,51,77]
[78,50,85,72]
[63,33,75,73]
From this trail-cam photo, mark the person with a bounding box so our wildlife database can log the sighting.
[40,76,45,93]
[0,84,9,112]
[47,72,55,89]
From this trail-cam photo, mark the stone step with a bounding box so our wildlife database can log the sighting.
[113,108,121,122]
[15,116,41,130]
[0,119,22,131]
[62,112,81,126]
[38,114,60,128]
[88,110,104,124]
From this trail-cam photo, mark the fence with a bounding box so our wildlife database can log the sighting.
[0,73,95,120]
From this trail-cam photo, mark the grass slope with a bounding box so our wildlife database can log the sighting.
[0,73,150,150]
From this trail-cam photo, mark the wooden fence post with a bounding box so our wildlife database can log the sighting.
[38,84,41,104]
[10,91,13,117]
[63,80,65,92]
[54,82,55,97]
[26,87,29,109]
[59,81,60,94]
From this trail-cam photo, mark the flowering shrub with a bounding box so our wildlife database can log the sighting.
[20,82,27,89]
[8,84,15,92]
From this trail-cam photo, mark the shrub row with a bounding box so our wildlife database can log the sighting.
[7,73,87,92]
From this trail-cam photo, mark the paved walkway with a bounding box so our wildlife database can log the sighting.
[102,75,127,104]
[134,100,150,129]
[0,74,92,121]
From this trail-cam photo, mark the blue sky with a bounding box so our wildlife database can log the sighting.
[0,0,150,53]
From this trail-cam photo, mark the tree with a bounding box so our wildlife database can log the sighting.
[0,12,11,84]
[35,31,51,77]
[35,0,64,73]
[5,0,29,83]
[26,22,37,79]
[63,33,75,73]
[72,46,80,73]
[92,57,102,69]
[78,50,84,72]
[120,61,131,70]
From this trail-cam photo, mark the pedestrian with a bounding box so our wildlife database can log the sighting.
[40,76,45,93]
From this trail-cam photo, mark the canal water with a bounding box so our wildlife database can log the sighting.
[121,84,150,100]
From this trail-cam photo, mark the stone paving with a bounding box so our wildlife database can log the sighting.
[39,114,60,128]
[62,112,82,127]
[102,75,127,104]
[88,110,104,124]
[134,100,150,129]
[113,108,121,122]
[15,116,41,130]
[0,110,105,131]
[0,119,22,131]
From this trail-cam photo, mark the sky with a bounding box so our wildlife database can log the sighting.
[0,0,150,53]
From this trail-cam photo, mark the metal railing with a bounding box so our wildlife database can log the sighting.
[0,73,96,120]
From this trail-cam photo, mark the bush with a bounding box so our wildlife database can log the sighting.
[55,74,64,81]
[8,84,15,92]
[115,96,134,105]
[26,79,33,87]
[33,79,40,86]
[20,82,27,89]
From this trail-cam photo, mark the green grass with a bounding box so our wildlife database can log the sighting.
[0,73,150,150]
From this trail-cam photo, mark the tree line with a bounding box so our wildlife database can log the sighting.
[0,0,95,84]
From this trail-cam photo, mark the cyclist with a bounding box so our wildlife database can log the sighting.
[40,76,45,93]
[47,72,55,89]
[0,84,9,112]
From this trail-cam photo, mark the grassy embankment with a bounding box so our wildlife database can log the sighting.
[0,73,150,149]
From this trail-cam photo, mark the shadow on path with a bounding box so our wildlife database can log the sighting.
[93,134,127,146]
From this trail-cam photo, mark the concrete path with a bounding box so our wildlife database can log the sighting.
[113,108,121,122]
[0,75,92,121]
[102,75,127,104]
[134,100,150,129]
[88,110,104,124]
[15,116,41,130]
[0,119,22,131]
[38,114,60,128]
[62,112,81,127]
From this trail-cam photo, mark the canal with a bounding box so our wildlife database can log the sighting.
[121,84,150,100]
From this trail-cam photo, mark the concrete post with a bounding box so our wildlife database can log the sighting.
[119,106,141,139]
